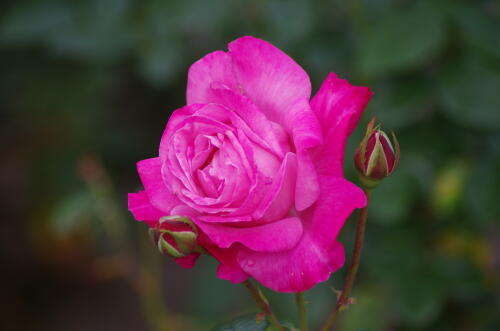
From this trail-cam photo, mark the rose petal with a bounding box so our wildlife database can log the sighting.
[208,245,249,284]
[228,36,311,123]
[295,150,320,211]
[186,50,238,105]
[159,104,205,162]
[236,176,365,292]
[196,216,302,252]
[310,73,373,177]
[252,152,297,222]
[301,176,366,246]
[175,253,200,269]
[211,87,290,158]
[127,191,165,226]
[137,157,180,213]
[283,98,323,211]
[237,236,345,292]
[285,97,323,150]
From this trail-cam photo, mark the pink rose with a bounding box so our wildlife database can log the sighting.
[128,36,372,292]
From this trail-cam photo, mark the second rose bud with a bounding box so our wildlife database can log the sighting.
[354,117,400,189]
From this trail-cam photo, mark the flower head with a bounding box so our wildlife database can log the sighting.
[128,36,373,292]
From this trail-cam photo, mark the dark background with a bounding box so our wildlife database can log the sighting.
[1,0,499,330]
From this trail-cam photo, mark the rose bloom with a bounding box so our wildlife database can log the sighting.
[128,36,372,292]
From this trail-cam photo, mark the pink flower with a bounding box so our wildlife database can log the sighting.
[128,36,372,292]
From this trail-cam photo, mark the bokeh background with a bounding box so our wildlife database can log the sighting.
[2,0,499,330]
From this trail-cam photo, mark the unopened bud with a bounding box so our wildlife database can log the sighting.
[354,117,400,189]
[149,216,198,258]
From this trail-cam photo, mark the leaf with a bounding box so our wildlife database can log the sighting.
[358,3,445,78]
[210,313,270,331]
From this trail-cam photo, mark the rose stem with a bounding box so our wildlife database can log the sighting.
[295,292,309,331]
[243,280,285,331]
[320,189,372,331]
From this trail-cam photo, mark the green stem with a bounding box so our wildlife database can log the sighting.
[295,292,309,331]
[320,189,372,331]
[243,280,284,331]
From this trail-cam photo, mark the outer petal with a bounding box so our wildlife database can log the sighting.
[301,176,366,247]
[310,73,373,177]
[237,236,345,292]
[128,191,165,226]
[196,216,302,252]
[236,176,365,292]
[137,157,181,213]
[175,253,200,269]
[186,50,238,105]
[208,245,249,284]
[228,36,311,123]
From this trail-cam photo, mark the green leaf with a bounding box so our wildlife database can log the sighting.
[210,313,269,331]
[358,3,445,78]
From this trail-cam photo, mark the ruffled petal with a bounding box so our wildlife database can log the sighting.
[228,36,311,123]
[211,87,290,158]
[237,236,345,292]
[310,73,373,177]
[128,191,165,226]
[196,216,302,252]
[159,104,205,162]
[186,50,238,105]
[137,157,181,213]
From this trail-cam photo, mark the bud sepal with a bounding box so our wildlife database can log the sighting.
[149,216,203,259]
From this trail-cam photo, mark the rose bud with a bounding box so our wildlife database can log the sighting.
[149,216,199,258]
[354,117,400,189]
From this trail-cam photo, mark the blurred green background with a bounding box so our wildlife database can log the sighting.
[1,0,499,330]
